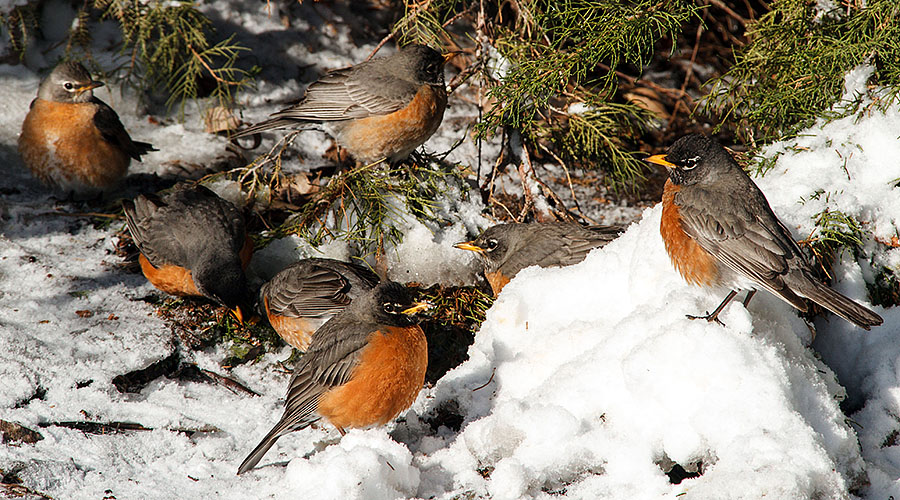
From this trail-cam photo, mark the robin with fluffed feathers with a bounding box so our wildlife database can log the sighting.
[123,183,254,320]
[233,44,451,165]
[260,258,380,351]
[454,222,623,296]
[646,134,883,330]
[19,62,155,195]
[237,281,431,474]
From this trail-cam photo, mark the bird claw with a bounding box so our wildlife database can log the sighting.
[686,312,725,327]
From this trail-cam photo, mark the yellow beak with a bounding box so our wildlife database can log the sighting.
[454,241,485,253]
[230,306,244,324]
[443,50,464,63]
[77,81,104,93]
[644,154,676,169]
[401,301,433,316]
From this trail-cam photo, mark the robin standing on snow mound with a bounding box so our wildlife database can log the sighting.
[123,183,254,321]
[646,134,882,330]
[19,62,156,195]
[454,222,624,296]
[237,281,431,474]
[260,258,380,351]
[233,44,451,165]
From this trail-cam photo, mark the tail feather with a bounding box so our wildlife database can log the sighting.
[121,198,146,249]
[237,413,320,474]
[231,118,301,139]
[237,427,282,475]
[132,141,157,159]
[800,281,883,330]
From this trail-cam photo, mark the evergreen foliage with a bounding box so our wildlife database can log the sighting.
[97,0,256,110]
[1,4,38,58]
[421,285,493,332]
[241,151,470,258]
[2,0,255,110]
[805,207,865,278]
[393,0,700,191]
[706,0,900,143]
[288,162,466,257]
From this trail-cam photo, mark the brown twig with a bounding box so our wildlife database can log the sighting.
[472,368,496,391]
[367,32,396,61]
[671,22,705,121]
[537,143,595,224]
[186,43,243,86]
[42,211,123,220]
[702,0,749,29]
[199,368,260,397]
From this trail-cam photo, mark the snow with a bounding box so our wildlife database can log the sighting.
[1,4,899,499]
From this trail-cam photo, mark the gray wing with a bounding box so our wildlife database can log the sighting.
[236,318,370,474]
[123,193,166,262]
[262,259,378,318]
[91,97,156,160]
[500,223,622,276]
[124,185,245,269]
[269,66,418,122]
[277,317,375,429]
[676,186,808,309]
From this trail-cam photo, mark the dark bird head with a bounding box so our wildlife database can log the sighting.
[645,134,740,186]
[454,224,520,273]
[194,259,255,323]
[368,281,432,327]
[394,44,449,87]
[38,62,105,104]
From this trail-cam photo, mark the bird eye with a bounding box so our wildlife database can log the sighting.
[63,82,75,91]
[681,156,701,170]
[485,238,499,251]
[383,303,397,314]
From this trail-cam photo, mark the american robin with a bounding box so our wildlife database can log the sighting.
[454,222,623,296]
[646,134,883,330]
[122,183,254,320]
[259,258,380,351]
[18,61,155,195]
[233,44,451,164]
[237,281,431,474]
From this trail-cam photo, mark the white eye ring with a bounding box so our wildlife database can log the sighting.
[682,156,701,170]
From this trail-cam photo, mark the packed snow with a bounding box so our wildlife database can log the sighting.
[1,2,899,499]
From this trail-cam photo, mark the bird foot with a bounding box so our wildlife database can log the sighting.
[686,312,725,327]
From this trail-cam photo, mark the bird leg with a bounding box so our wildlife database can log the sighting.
[742,290,756,307]
[687,289,738,325]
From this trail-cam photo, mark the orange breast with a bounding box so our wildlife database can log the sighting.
[138,253,201,297]
[264,297,318,351]
[339,85,447,163]
[18,99,129,191]
[660,180,719,287]
[485,270,511,297]
[317,325,428,430]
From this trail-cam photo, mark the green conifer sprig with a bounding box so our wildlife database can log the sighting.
[66,2,93,55]
[548,100,652,188]
[1,4,38,59]
[269,160,467,257]
[392,0,698,191]
[421,285,493,331]
[705,0,900,143]
[484,0,696,131]
[797,208,865,280]
[393,0,468,48]
[96,0,255,110]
